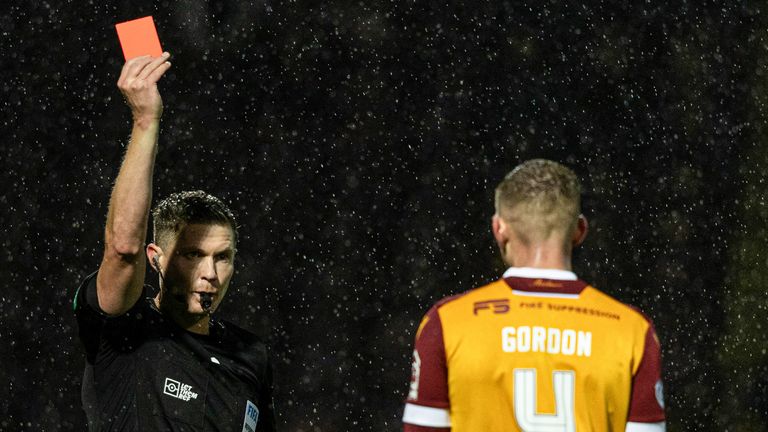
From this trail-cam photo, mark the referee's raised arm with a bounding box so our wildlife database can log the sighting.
[96,53,171,316]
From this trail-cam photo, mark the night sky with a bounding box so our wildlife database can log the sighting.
[2,2,768,431]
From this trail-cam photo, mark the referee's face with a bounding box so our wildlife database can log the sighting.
[162,223,236,315]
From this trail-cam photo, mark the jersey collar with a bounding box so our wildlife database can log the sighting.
[502,267,578,280]
[502,267,587,297]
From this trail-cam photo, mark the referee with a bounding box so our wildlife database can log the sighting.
[73,54,276,431]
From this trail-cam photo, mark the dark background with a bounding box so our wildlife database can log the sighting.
[2,1,767,431]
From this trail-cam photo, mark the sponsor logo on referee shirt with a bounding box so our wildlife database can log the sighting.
[242,400,259,432]
[163,377,199,401]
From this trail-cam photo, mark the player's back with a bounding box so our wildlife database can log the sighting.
[404,268,664,432]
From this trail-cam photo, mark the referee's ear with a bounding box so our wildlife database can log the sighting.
[571,215,589,248]
[146,243,164,272]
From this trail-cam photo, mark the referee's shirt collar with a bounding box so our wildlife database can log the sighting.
[502,267,578,281]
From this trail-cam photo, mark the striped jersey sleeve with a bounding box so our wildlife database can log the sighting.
[628,320,665,423]
[403,305,451,432]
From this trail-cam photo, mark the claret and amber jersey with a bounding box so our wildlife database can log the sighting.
[403,267,665,432]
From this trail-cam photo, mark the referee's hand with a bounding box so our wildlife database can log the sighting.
[117,52,171,124]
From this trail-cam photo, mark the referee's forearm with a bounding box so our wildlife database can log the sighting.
[97,117,160,315]
[106,119,158,256]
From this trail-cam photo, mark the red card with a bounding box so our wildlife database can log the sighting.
[115,16,163,60]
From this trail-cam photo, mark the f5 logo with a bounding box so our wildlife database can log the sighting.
[474,299,510,315]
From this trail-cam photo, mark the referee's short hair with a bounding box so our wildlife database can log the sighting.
[152,190,238,248]
[495,159,581,244]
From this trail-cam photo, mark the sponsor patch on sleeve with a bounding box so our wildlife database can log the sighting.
[242,399,259,432]
[655,380,665,409]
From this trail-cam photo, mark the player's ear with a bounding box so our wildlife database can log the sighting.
[492,214,509,251]
[571,215,588,247]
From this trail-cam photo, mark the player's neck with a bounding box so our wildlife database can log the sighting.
[506,239,573,271]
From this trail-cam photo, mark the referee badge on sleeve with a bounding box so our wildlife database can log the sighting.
[241,400,259,432]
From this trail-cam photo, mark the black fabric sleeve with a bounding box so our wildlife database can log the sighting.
[73,271,109,362]
[73,271,149,362]
[73,271,104,313]
[257,356,277,432]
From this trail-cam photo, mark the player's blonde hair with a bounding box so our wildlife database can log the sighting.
[494,159,581,244]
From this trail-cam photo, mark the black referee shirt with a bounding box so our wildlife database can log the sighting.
[74,272,276,432]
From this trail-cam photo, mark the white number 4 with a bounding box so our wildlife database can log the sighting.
[514,369,576,432]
